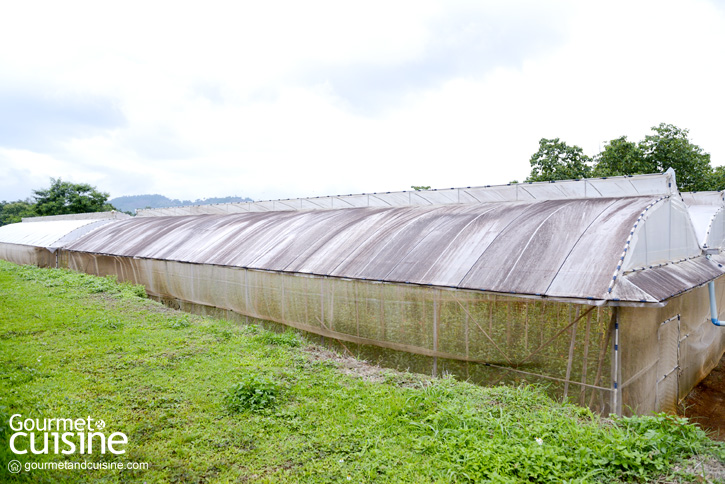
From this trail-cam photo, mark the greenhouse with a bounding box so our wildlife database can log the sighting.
[1,169,724,416]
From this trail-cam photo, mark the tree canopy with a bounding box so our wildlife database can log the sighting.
[0,178,117,226]
[592,136,647,178]
[32,178,115,216]
[639,124,711,191]
[0,200,36,226]
[525,138,592,182]
[526,124,718,191]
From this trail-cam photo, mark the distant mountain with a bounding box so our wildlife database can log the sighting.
[109,194,254,214]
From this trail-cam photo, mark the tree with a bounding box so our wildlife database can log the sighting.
[525,138,592,182]
[708,166,725,192]
[527,125,715,191]
[0,200,36,226]
[638,123,712,191]
[411,185,431,191]
[33,178,116,216]
[592,136,650,177]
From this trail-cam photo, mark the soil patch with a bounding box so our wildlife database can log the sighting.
[682,352,725,441]
[303,345,432,388]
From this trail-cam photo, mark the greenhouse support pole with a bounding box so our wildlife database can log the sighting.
[612,307,621,415]
[708,281,725,326]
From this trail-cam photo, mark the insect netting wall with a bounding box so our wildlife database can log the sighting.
[64,251,617,413]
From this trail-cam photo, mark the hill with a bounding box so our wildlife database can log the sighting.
[109,194,253,213]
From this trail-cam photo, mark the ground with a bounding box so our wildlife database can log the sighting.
[683,353,725,441]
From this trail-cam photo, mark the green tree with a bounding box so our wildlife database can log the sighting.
[592,136,650,177]
[525,138,592,182]
[638,123,712,191]
[0,200,36,226]
[411,185,431,191]
[708,165,725,192]
[33,178,116,216]
[530,124,714,191]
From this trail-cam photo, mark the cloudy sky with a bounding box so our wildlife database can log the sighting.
[1,0,724,203]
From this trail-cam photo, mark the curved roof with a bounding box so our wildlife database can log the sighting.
[136,171,677,217]
[0,219,114,248]
[682,191,725,250]
[63,195,715,302]
[1,170,721,305]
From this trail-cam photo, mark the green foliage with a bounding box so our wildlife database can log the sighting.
[224,373,281,412]
[33,177,116,216]
[410,185,431,191]
[709,165,725,192]
[0,199,36,226]
[0,178,121,225]
[169,314,192,329]
[640,123,712,191]
[9,263,146,300]
[526,138,593,182]
[593,135,649,177]
[0,260,722,482]
[254,329,301,347]
[529,124,716,192]
[603,413,711,477]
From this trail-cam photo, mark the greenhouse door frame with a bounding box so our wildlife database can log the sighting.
[655,314,681,413]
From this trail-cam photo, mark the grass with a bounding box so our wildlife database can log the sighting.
[0,259,723,483]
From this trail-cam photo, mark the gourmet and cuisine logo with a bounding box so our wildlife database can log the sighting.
[8,414,128,455]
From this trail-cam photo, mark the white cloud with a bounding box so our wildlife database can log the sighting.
[0,0,723,203]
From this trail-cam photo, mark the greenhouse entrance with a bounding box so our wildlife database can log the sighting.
[656,315,681,413]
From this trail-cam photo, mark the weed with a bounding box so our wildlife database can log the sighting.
[239,323,260,335]
[254,329,301,347]
[169,315,191,329]
[4,263,146,300]
[0,260,723,483]
[93,317,122,330]
[224,373,281,413]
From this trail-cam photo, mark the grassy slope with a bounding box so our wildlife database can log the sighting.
[0,260,723,483]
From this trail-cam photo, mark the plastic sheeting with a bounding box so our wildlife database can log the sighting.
[688,205,722,247]
[65,197,666,302]
[0,242,56,267]
[623,197,701,271]
[21,211,131,223]
[619,279,725,415]
[681,191,724,207]
[136,171,677,217]
[0,219,113,248]
[66,195,725,303]
[706,209,725,249]
[612,256,725,303]
[682,190,725,250]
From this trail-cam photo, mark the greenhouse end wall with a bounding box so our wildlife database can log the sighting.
[619,280,725,415]
[0,242,56,267]
[63,251,616,413]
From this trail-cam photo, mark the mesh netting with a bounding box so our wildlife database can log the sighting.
[66,252,615,412]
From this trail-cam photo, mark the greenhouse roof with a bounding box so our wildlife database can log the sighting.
[0,219,114,249]
[63,192,725,305]
[681,191,725,250]
[2,170,724,305]
[136,170,678,217]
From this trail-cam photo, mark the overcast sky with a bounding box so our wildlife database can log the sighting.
[1,0,724,202]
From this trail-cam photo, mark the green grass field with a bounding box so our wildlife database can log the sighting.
[1,260,723,483]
